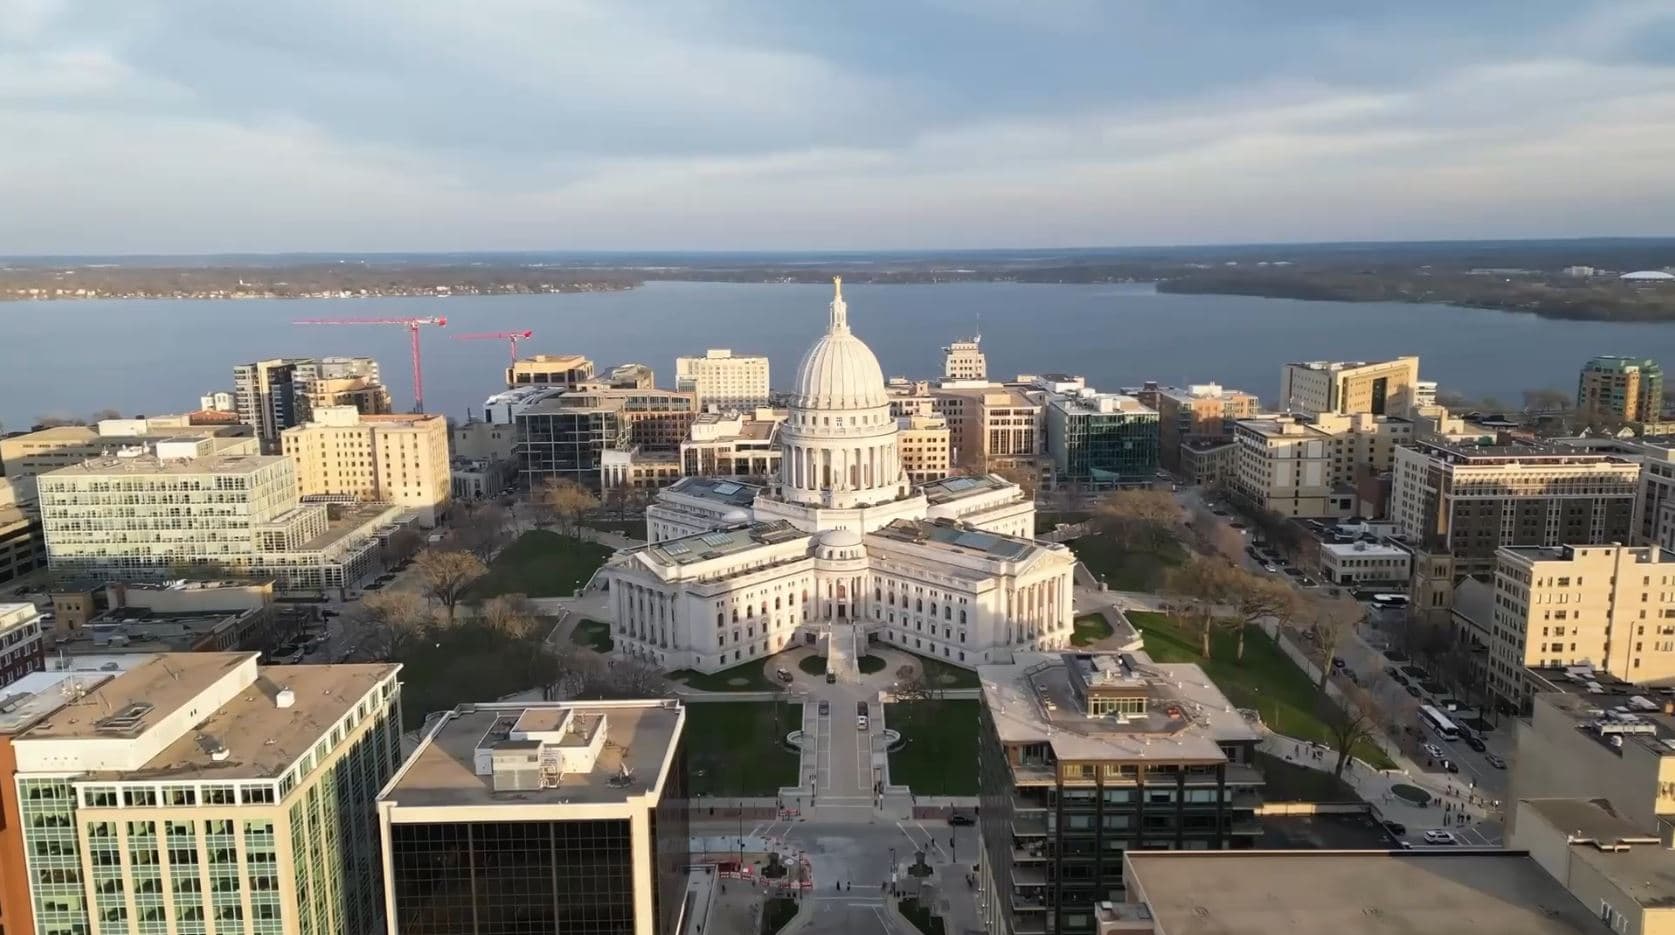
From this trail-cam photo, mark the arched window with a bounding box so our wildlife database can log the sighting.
[916,599,923,613]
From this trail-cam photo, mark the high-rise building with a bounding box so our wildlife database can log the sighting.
[931,384,1041,471]
[1392,441,1641,613]
[1485,544,1675,710]
[377,699,688,935]
[1578,356,1664,423]
[977,650,1264,934]
[1153,383,1262,470]
[281,407,452,526]
[0,652,402,935]
[36,445,400,591]
[234,357,387,450]
[896,414,952,484]
[506,354,596,390]
[1230,412,1412,518]
[943,334,987,381]
[1043,390,1160,488]
[1280,356,1420,417]
[516,388,696,489]
[674,349,770,411]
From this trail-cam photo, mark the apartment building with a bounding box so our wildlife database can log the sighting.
[35,444,399,592]
[674,348,770,411]
[376,699,688,935]
[1153,384,1261,470]
[897,414,952,484]
[887,379,938,419]
[516,388,697,488]
[977,651,1264,935]
[0,603,46,689]
[234,357,385,450]
[0,420,258,478]
[0,491,45,587]
[1579,355,1664,423]
[1231,412,1412,518]
[931,384,1042,471]
[298,376,391,421]
[1392,442,1641,613]
[1485,544,1675,711]
[1280,356,1420,417]
[281,407,452,526]
[1623,437,1675,549]
[0,652,402,935]
[1043,390,1159,488]
[505,354,595,390]
[943,334,987,381]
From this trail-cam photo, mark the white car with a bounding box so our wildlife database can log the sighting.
[1264,564,1280,573]
[1422,830,1457,845]
[1423,743,1444,759]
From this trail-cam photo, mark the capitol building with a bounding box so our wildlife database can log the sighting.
[600,279,1077,674]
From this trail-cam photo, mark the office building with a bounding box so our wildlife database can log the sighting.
[234,358,387,450]
[1153,384,1262,470]
[976,650,1265,935]
[1179,438,1236,489]
[943,334,987,381]
[887,379,938,419]
[1630,438,1675,550]
[1579,356,1664,423]
[449,418,517,464]
[281,407,452,526]
[897,414,952,484]
[1484,544,1675,711]
[1392,441,1640,612]
[1280,356,1420,417]
[0,652,402,935]
[603,363,657,390]
[0,420,258,478]
[608,280,1060,674]
[506,354,595,390]
[0,603,46,689]
[600,448,684,493]
[200,391,237,413]
[0,481,45,587]
[1317,539,1411,588]
[679,409,785,481]
[516,387,696,489]
[1119,852,1616,935]
[674,349,770,411]
[1230,412,1412,518]
[1044,390,1159,489]
[36,445,400,592]
[1513,798,1675,935]
[376,699,687,935]
[932,384,1042,472]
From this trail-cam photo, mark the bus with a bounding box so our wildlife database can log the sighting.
[1370,593,1411,609]
[1419,704,1460,740]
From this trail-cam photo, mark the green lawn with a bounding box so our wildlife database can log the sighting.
[684,702,801,796]
[395,624,557,725]
[897,651,980,689]
[1071,613,1114,646]
[760,897,800,935]
[898,897,947,935]
[1127,611,1395,769]
[670,659,785,693]
[798,655,827,675]
[858,655,886,674]
[469,530,612,599]
[885,699,981,795]
[1069,534,1185,591]
[570,619,613,653]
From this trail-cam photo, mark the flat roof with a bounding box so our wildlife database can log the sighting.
[1410,439,1636,466]
[641,520,806,567]
[1525,666,1675,758]
[920,473,1010,504]
[0,671,118,734]
[661,476,760,508]
[381,701,682,808]
[870,518,1041,562]
[40,453,284,478]
[22,652,253,741]
[1126,851,1614,935]
[1320,540,1410,559]
[1521,798,1655,847]
[979,651,1260,764]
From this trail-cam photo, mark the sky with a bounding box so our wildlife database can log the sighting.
[5,0,1675,254]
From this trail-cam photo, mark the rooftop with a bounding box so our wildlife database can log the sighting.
[979,651,1261,765]
[54,608,258,654]
[1409,439,1637,467]
[380,700,683,808]
[1499,544,1674,567]
[40,452,284,478]
[0,670,118,734]
[641,520,807,567]
[1320,539,1411,559]
[1523,799,1675,909]
[1525,665,1675,758]
[919,473,1011,505]
[1125,851,1614,935]
[870,518,1042,563]
[1521,798,1656,848]
[663,476,761,508]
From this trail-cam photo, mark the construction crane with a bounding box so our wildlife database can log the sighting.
[291,316,447,412]
[453,329,534,365]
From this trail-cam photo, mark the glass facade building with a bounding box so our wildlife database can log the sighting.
[1045,393,1160,489]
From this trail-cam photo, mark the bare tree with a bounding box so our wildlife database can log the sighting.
[1303,595,1363,692]
[413,548,488,624]
[1189,505,1246,562]
[383,528,423,567]
[479,593,539,640]
[536,477,600,536]
[89,408,124,423]
[988,462,1039,501]
[1225,569,1298,663]
[1094,489,1183,551]
[448,503,513,562]
[1164,556,1232,658]
[1320,682,1386,778]
[1521,388,1573,413]
[549,644,608,699]
[34,413,87,428]
[604,658,672,698]
[353,591,434,659]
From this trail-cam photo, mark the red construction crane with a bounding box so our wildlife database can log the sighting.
[291,316,447,412]
[453,329,534,365]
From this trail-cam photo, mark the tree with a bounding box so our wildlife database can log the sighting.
[33,413,87,429]
[448,503,512,562]
[383,528,423,567]
[537,477,600,536]
[1189,506,1246,562]
[1094,489,1183,551]
[604,486,629,521]
[90,408,124,423]
[353,591,433,659]
[1302,596,1363,692]
[1521,388,1572,413]
[413,548,488,623]
[1164,556,1233,658]
[988,463,1039,501]
[1225,569,1298,663]
[1320,683,1386,778]
[479,594,540,640]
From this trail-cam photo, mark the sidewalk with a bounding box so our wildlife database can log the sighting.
[1261,734,1496,833]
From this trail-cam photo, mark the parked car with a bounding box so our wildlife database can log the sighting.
[948,813,975,827]
[775,667,793,684]
[1332,657,1346,669]
[1299,577,1319,588]
[1264,564,1280,573]
[1385,666,1405,681]
[1485,753,1507,769]
[825,672,836,684]
[1422,830,1457,845]
[1382,820,1407,837]
[1464,735,1486,753]
[818,700,829,715]
[1423,743,1444,759]
[1441,759,1460,774]
[1405,684,1423,698]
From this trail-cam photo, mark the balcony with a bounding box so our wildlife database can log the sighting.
[1011,889,1051,912]
[1012,814,1050,837]
[1011,914,1049,935]
[1010,865,1049,887]
[1231,816,1264,836]
[1012,843,1051,862]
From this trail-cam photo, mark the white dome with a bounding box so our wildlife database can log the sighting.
[791,278,889,411]
[721,508,752,525]
[820,528,863,548]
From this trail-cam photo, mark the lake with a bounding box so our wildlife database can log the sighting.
[5,281,1675,429]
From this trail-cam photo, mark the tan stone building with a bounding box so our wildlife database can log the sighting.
[1231,412,1413,518]
[505,353,595,389]
[281,407,452,525]
[1487,544,1675,710]
[0,420,258,478]
[1280,356,1420,417]
[674,348,769,411]
[299,375,392,419]
[929,384,1041,470]
[1154,383,1262,470]
[896,414,952,484]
